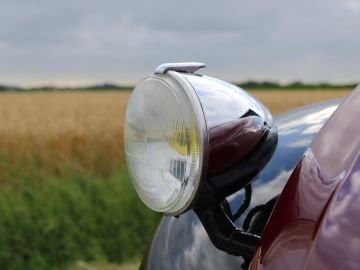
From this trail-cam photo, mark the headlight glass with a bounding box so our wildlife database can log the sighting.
[124,75,204,214]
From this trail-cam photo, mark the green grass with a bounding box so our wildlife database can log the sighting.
[0,164,160,270]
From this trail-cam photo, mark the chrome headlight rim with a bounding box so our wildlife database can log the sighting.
[166,70,210,215]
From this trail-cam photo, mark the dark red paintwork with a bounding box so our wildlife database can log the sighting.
[208,116,267,174]
[251,86,360,269]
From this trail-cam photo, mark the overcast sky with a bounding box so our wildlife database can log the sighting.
[0,0,359,87]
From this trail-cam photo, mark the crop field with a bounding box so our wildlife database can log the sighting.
[0,89,351,173]
[0,89,352,270]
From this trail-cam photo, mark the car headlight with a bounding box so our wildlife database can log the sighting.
[124,67,207,215]
[125,62,276,216]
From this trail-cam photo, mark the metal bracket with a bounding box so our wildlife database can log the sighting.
[195,203,260,258]
[154,62,206,74]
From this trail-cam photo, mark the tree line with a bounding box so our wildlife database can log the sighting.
[0,81,358,92]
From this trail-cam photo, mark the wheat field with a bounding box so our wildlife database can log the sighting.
[0,91,130,176]
[0,89,351,177]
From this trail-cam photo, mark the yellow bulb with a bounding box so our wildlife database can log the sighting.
[169,125,188,156]
[168,121,200,158]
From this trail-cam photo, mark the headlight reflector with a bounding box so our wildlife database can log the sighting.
[124,75,205,214]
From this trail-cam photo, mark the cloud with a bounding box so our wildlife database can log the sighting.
[0,0,359,86]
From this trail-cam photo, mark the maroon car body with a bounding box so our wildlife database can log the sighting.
[252,86,360,269]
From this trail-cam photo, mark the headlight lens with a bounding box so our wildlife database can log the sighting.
[124,75,205,214]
